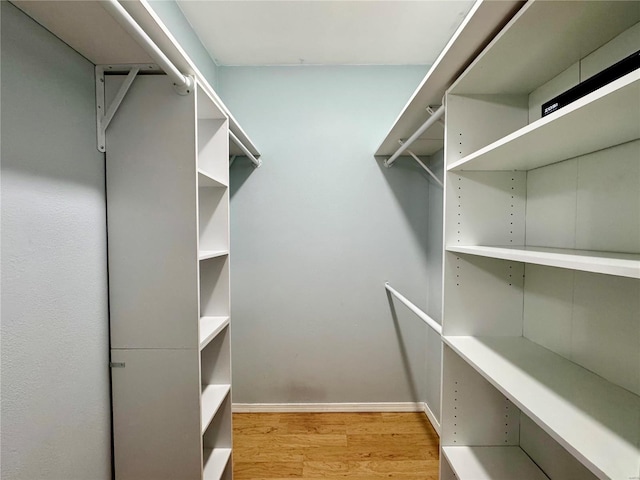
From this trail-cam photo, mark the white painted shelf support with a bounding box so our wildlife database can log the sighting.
[384,105,445,167]
[230,130,262,168]
[96,65,139,153]
[426,106,446,127]
[385,282,442,336]
[404,144,444,188]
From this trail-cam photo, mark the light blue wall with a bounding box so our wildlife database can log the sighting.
[1,3,111,478]
[218,65,442,405]
[146,0,219,89]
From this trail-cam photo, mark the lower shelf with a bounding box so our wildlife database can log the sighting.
[442,446,548,480]
[203,447,232,480]
[444,336,640,480]
[201,384,231,434]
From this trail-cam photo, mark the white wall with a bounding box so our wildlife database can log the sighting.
[218,65,441,405]
[1,3,112,478]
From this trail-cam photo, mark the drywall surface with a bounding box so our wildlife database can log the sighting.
[219,65,441,404]
[1,3,111,479]
[146,0,219,90]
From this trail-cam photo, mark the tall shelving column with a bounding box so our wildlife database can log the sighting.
[439,1,640,479]
[107,75,232,479]
[197,83,233,480]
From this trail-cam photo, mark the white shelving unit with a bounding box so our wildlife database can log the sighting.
[441,2,640,480]
[374,0,525,435]
[10,2,253,479]
[107,77,232,479]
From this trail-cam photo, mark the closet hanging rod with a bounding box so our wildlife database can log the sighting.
[230,130,262,168]
[101,0,194,95]
[385,282,442,336]
[384,105,445,168]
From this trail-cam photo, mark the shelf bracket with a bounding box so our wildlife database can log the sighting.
[384,105,445,168]
[401,141,444,188]
[426,106,446,127]
[96,65,140,153]
[229,130,262,168]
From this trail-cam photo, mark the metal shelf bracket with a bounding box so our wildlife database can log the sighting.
[96,65,141,152]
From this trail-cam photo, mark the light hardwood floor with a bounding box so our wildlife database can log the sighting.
[232,412,439,479]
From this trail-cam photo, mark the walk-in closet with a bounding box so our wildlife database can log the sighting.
[2,1,638,479]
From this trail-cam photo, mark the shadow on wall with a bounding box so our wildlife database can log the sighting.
[230,156,260,199]
[374,155,439,257]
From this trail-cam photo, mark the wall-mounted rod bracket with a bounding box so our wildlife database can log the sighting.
[384,105,445,168]
[426,106,446,127]
[230,130,262,168]
[403,144,444,188]
[101,0,194,96]
[385,282,442,336]
[96,65,141,152]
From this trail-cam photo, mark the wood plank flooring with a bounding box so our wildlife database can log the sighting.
[232,412,439,479]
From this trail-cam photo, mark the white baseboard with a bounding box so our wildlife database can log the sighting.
[232,402,425,413]
[423,401,441,436]
[232,402,441,437]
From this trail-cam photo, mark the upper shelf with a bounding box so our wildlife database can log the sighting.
[13,0,261,160]
[448,71,640,171]
[450,0,640,95]
[374,0,524,158]
[446,245,640,279]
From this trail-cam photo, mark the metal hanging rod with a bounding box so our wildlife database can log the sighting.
[230,131,262,168]
[385,282,442,336]
[403,145,444,188]
[101,0,193,95]
[384,105,445,168]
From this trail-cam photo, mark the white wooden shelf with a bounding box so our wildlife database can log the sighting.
[201,384,230,435]
[198,169,227,188]
[450,1,640,95]
[447,245,640,279]
[203,448,232,480]
[199,251,228,261]
[443,446,549,480]
[448,71,640,171]
[444,336,640,480]
[374,0,522,157]
[199,316,229,351]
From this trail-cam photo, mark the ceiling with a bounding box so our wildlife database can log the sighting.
[177,1,476,66]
